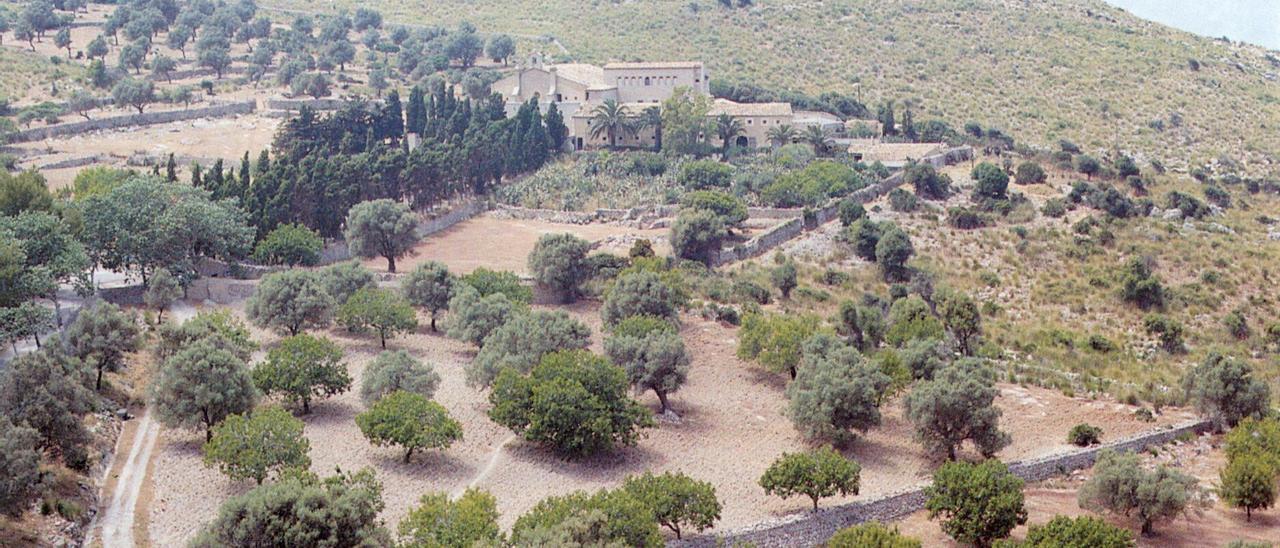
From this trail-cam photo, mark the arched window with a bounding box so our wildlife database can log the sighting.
[644,77,651,86]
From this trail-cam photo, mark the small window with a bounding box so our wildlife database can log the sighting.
[644,77,651,86]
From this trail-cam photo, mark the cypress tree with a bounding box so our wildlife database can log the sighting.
[406,85,426,135]
[166,153,178,182]
[545,103,567,152]
[191,163,203,188]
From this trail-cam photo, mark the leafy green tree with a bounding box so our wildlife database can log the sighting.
[971,162,1009,202]
[680,190,748,229]
[144,267,182,321]
[671,208,727,265]
[489,350,654,458]
[151,339,258,442]
[253,333,351,414]
[86,34,109,59]
[485,34,514,64]
[900,338,948,380]
[621,471,721,540]
[191,468,392,547]
[1018,516,1134,548]
[112,78,155,114]
[1015,162,1047,185]
[601,270,679,327]
[661,87,711,156]
[0,417,41,516]
[247,270,334,336]
[771,259,798,299]
[906,163,951,200]
[1143,314,1184,353]
[1225,417,1280,472]
[469,310,591,388]
[904,359,1010,460]
[202,405,311,485]
[0,348,94,458]
[1219,452,1276,522]
[156,309,257,363]
[459,267,532,304]
[1076,155,1101,180]
[398,488,502,547]
[400,261,453,331]
[837,299,884,352]
[338,287,419,349]
[738,313,826,379]
[604,316,690,415]
[875,227,914,282]
[511,487,661,547]
[252,223,323,266]
[0,170,53,216]
[1079,450,1199,536]
[786,334,891,442]
[677,160,734,190]
[356,391,462,463]
[361,350,440,406]
[320,260,376,305]
[1120,257,1164,310]
[445,284,517,347]
[65,300,141,390]
[528,233,590,303]
[151,54,178,83]
[828,522,921,548]
[759,446,860,511]
[925,460,1026,547]
[886,295,944,346]
[838,198,866,227]
[343,199,420,273]
[843,219,883,261]
[938,289,981,355]
[1182,353,1271,430]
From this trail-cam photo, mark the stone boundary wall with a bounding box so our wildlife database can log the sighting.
[30,154,106,170]
[669,418,1209,548]
[8,101,257,143]
[264,97,383,111]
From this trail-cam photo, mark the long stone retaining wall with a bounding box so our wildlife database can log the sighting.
[670,417,1210,548]
[8,101,258,143]
[264,96,383,111]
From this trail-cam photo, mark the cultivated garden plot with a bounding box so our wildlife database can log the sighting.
[145,295,1190,545]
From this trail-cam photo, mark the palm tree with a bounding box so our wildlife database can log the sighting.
[766,124,797,147]
[638,106,663,152]
[803,125,834,156]
[588,99,635,149]
[714,113,745,160]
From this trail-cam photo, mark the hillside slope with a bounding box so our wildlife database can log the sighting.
[262,0,1280,176]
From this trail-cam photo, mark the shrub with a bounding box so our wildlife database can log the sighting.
[1020,516,1134,547]
[733,279,772,304]
[0,418,41,516]
[604,317,690,415]
[1087,334,1116,352]
[947,207,989,229]
[680,190,747,228]
[1068,423,1103,446]
[1014,162,1046,185]
[190,468,390,547]
[1223,309,1250,340]
[885,295,943,346]
[459,267,532,304]
[900,338,948,380]
[356,391,462,463]
[888,187,918,212]
[1204,185,1231,208]
[319,260,377,305]
[337,287,419,348]
[151,340,258,442]
[1041,197,1068,218]
[1120,257,1164,310]
[786,335,890,443]
[620,472,721,539]
[400,261,454,331]
[202,406,310,485]
[527,233,591,303]
[510,487,660,547]
[445,285,517,347]
[1114,155,1139,178]
[971,162,1009,201]
[925,460,1026,547]
[247,270,334,336]
[1166,190,1211,219]
[469,310,591,388]
[671,208,727,264]
[843,218,883,261]
[601,270,679,326]
[252,333,351,414]
[828,522,921,548]
[1143,314,1184,353]
[1078,450,1198,536]
[904,359,1010,460]
[906,163,951,200]
[838,198,866,226]
[875,226,914,282]
[360,350,440,405]
[253,223,322,266]
[759,446,860,511]
[490,350,654,458]
[398,489,501,547]
[1182,353,1271,430]
[837,299,885,352]
[677,160,734,190]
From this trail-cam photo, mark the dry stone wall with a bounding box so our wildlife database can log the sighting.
[8,101,257,143]
[669,417,1209,547]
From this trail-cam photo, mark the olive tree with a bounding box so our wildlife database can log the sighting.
[0,417,41,516]
[604,316,690,415]
[144,268,182,321]
[620,471,721,540]
[65,300,141,390]
[837,299,884,352]
[924,460,1026,547]
[252,223,322,266]
[337,287,419,349]
[444,285,516,347]
[252,333,351,414]
[938,289,981,356]
[671,208,727,264]
[1020,516,1134,548]
[468,310,591,388]
[970,162,1009,202]
[203,405,311,485]
[398,488,501,547]
[360,350,440,406]
[1182,353,1270,430]
[489,350,654,458]
[786,334,891,443]
[343,199,420,273]
[875,226,914,282]
[356,391,462,463]
[511,487,660,547]
[151,340,258,442]
[319,260,376,305]
[400,261,453,331]
[738,312,827,379]
[1078,450,1199,536]
[246,270,334,336]
[528,233,590,303]
[601,270,680,326]
[759,446,860,511]
[904,359,1010,460]
[0,349,95,457]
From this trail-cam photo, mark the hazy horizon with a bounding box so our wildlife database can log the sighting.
[1105,0,1280,50]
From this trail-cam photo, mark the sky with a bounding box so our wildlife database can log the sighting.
[1104,0,1280,50]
